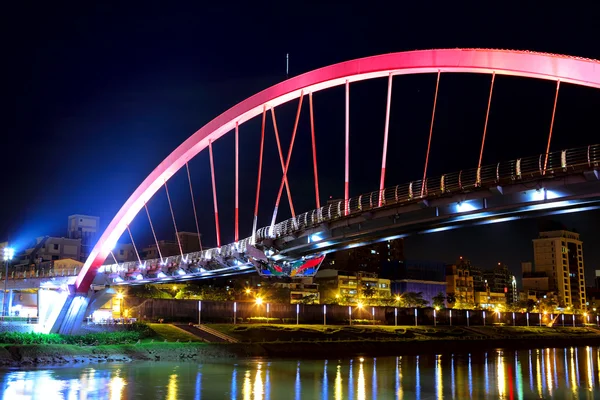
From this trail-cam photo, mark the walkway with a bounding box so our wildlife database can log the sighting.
[174,324,239,343]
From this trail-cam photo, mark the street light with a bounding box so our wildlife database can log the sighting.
[115,292,125,321]
[2,247,14,318]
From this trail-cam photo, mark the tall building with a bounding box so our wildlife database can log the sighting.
[533,230,586,309]
[315,270,391,302]
[445,263,475,308]
[456,257,485,291]
[483,263,518,304]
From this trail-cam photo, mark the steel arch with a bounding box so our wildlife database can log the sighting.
[76,48,600,292]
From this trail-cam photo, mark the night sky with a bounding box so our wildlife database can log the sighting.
[3,3,600,283]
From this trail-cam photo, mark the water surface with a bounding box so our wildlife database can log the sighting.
[1,346,599,399]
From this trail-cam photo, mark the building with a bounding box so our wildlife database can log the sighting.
[455,257,485,291]
[272,281,320,304]
[483,262,518,304]
[142,232,202,259]
[322,239,404,274]
[474,290,507,309]
[383,260,447,306]
[315,270,391,302]
[15,236,82,269]
[110,243,137,264]
[445,263,475,308]
[68,215,99,261]
[533,230,586,309]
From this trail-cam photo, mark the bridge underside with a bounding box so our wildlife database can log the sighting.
[274,175,600,259]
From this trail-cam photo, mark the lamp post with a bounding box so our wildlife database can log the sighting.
[414,308,418,327]
[116,292,125,322]
[296,303,299,325]
[512,312,515,326]
[449,309,452,327]
[198,300,202,325]
[323,305,326,326]
[233,302,237,324]
[394,307,397,326]
[526,313,529,327]
[466,310,470,327]
[433,308,437,327]
[349,306,352,326]
[2,247,14,319]
[266,303,270,324]
[371,307,375,325]
[483,311,486,327]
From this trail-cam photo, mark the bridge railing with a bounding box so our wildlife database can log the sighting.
[255,144,599,242]
[98,144,599,284]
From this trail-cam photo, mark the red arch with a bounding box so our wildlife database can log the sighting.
[76,48,600,292]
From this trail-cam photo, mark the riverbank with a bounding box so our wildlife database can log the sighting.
[2,324,600,366]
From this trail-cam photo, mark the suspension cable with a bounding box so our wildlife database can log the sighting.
[270,107,296,217]
[270,91,304,229]
[164,180,184,258]
[421,70,441,197]
[309,92,321,209]
[208,139,221,247]
[185,162,203,252]
[477,71,496,184]
[379,73,393,206]
[344,80,350,215]
[144,202,164,263]
[543,80,561,175]
[235,121,239,242]
[126,225,143,265]
[252,106,267,244]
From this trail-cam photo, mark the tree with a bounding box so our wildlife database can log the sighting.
[402,292,428,308]
[127,284,172,299]
[432,292,446,309]
[362,284,376,299]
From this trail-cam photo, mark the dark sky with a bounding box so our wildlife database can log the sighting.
[2,2,600,282]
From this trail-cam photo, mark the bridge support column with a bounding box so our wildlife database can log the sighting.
[50,287,117,334]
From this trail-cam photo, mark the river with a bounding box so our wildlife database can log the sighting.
[1,346,599,399]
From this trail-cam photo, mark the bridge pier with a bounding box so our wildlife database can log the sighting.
[49,287,116,335]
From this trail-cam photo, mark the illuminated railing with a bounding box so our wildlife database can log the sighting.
[101,144,599,283]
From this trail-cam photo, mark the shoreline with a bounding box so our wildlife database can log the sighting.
[3,336,600,367]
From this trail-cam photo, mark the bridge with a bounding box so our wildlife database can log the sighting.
[24,48,600,334]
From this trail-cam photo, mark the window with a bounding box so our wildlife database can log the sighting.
[51,255,59,260]
[119,250,124,256]
[53,244,59,250]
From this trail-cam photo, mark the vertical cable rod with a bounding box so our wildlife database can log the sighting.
[344,80,350,215]
[185,162,203,252]
[270,108,296,217]
[126,225,142,265]
[208,140,221,247]
[270,92,304,230]
[235,121,239,243]
[252,106,267,244]
[309,92,321,209]
[379,73,393,206]
[421,70,441,197]
[164,181,184,258]
[543,80,561,175]
[477,72,496,185]
[144,203,163,263]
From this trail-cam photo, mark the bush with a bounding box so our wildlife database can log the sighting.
[0,330,142,345]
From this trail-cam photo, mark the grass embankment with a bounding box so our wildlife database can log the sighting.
[146,324,203,342]
[2,324,600,366]
[208,323,600,343]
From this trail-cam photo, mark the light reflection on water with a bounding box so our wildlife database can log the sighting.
[2,347,600,399]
